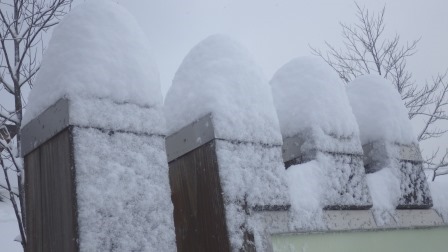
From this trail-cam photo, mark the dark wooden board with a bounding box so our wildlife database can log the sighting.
[25,148,42,252]
[25,128,78,252]
[169,140,231,252]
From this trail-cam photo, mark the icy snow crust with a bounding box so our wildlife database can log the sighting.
[74,128,176,252]
[270,56,362,153]
[164,34,282,144]
[347,74,416,145]
[23,0,161,126]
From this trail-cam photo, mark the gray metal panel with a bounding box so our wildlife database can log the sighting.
[166,113,215,162]
[252,210,291,234]
[395,209,444,227]
[21,98,70,157]
[323,210,377,231]
[399,144,423,162]
[363,141,423,164]
[296,209,445,233]
[282,135,306,163]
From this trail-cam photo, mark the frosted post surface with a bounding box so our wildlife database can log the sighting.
[347,74,432,215]
[74,129,175,251]
[271,56,372,224]
[23,1,176,251]
[165,34,289,251]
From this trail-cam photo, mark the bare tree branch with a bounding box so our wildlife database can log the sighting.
[1,0,72,249]
[310,2,448,180]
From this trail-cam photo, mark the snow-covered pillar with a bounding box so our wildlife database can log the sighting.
[347,75,433,209]
[165,35,290,252]
[21,2,176,252]
[270,57,372,210]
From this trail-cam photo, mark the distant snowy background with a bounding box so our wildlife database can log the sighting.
[1,0,447,251]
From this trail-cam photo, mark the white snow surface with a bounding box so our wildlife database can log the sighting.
[366,166,401,226]
[164,34,282,144]
[270,56,361,152]
[286,161,325,230]
[216,140,289,250]
[366,167,401,210]
[216,140,289,207]
[23,0,161,126]
[347,74,416,145]
[430,177,448,222]
[73,128,176,252]
[0,202,21,252]
[69,98,165,135]
[286,153,371,230]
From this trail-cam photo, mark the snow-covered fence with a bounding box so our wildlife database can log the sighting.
[270,57,372,210]
[17,2,444,251]
[347,75,433,209]
[21,2,175,252]
[165,35,290,252]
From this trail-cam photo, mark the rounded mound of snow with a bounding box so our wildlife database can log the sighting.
[347,74,416,145]
[23,0,161,125]
[270,56,359,139]
[164,34,282,144]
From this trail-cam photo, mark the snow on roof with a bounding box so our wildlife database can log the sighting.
[270,56,360,140]
[23,0,161,125]
[164,34,282,144]
[347,74,416,145]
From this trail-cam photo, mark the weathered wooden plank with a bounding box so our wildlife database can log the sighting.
[39,129,77,252]
[25,148,42,252]
[169,140,231,252]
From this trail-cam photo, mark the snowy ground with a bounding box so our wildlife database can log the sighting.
[1,177,448,252]
[429,175,448,220]
[0,201,21,252]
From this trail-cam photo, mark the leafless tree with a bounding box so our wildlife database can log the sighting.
[311,3,448,181]
[0,0,72,249]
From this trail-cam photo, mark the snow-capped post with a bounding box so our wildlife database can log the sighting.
[165,35,290,251]
[347,75,433,209]
[270,57,372,210]
[20,1,176,252]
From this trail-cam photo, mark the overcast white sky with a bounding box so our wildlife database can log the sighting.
[3,0,448,157]
[1,2,446,250]
[112,0,448,157]
[114,0,448,94]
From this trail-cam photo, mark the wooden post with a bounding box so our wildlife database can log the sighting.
[282,131,373,210]
[22,99,77,252]
[363,141,433,209]
[22,98,176,251]
[166,114,290,252]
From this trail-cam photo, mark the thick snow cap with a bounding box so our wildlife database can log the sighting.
[23,0,161,125]
[270,56,361,152]
[164,34,282,144]
[270,56,360,139]
[347,74,416,145]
